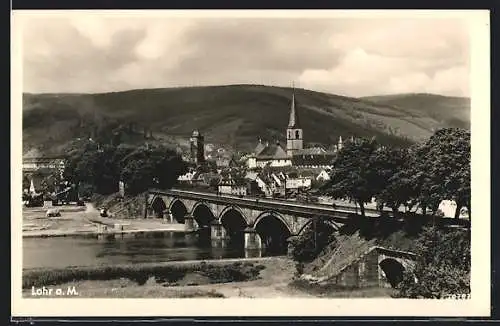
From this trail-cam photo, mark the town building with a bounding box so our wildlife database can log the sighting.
[247,86,343,170]
[316,168,332,181]
[190,130,205,165]
[214,156,239,170]
[286,175,312,190]
[438,200,469,218]
[243,169,313,198]
[291,147,336,168]
[247,140,292,169]
[177,170,197,183]
[23,149,66,174]
[218,175,247,196]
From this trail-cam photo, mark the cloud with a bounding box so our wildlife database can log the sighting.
[20,14,470,97]
[298,47,469,97]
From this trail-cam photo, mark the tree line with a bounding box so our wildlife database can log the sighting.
[63,140,189,197]
[322,128,470,219]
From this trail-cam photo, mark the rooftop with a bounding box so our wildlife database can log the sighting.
[256,142,289,160]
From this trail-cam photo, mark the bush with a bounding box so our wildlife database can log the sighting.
[394,226,470,298]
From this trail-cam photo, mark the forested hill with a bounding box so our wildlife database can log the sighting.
[361,93,470,130]
[22,85,470,155]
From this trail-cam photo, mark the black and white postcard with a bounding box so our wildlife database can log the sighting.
[11,9,490,317]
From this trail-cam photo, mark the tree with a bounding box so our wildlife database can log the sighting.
[322,138,379,216]
[63,140,100,186]
[62,140,188,197]
[373,146,415,214]
[288,217,337,263]
[120,144,189,196]
[409,128,470,218]
[395,226,470,298]
[22,175,31,191]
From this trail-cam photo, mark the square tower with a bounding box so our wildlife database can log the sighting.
[190,130,205,165]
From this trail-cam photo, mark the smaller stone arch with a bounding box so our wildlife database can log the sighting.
[379,258,406,288]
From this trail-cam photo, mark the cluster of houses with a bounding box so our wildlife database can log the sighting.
[177,166,332,198]
[178,87,341,198]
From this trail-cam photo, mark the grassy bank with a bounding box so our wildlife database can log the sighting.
[23,260,266,290]
[23,257,312,298]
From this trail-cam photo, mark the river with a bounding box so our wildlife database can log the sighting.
[23,231,277,269]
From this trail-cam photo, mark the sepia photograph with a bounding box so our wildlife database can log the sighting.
[11,9,490,317]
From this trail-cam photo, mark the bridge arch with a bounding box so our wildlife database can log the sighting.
[191,202,216,227]
[297,218,341,236]
[169,199,188,223]
[150,195,167,218]
[379,258,406,288]
[253,211,292,254]
[218,206,249,225]
[219,206,249,248]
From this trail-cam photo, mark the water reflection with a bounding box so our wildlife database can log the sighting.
[23,231,279,269]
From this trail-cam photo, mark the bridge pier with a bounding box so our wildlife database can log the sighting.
[243,228,263,250]
[210,221,228,247]
[162,209,174,224]
[184,214,197,232]
[97,233,115,240]
[210,221,227,239]
[96,224,108,234]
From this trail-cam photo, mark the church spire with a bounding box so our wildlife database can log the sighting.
[288,82,300,128]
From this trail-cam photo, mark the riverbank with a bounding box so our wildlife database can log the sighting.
[22,256,393,298]
[23,257,310,298]
[22,202,186,238]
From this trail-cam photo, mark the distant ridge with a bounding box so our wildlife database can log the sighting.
[22,84,470,155]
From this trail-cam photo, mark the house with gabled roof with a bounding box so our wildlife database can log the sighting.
[247,140,292,169]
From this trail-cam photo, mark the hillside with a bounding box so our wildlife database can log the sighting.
[361,93,470,130]
[22,85,470,155]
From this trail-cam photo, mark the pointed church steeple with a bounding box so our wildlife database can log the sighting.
[286,82,303,156]
[288,82,300,128]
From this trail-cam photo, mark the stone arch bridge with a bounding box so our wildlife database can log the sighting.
[146,189,467,253]
[147,189,357,252]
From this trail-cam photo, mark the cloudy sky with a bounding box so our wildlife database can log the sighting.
[20,12,470,97]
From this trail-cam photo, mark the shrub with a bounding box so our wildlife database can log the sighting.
[394,226,470,298]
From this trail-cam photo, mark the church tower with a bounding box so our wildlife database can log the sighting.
[190,130,205,165]
[286,85,303,156]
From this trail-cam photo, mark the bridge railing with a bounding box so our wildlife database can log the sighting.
[149,188,470,227]
[169,187,389,214]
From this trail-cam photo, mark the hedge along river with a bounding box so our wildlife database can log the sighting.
[22,230,282,269]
